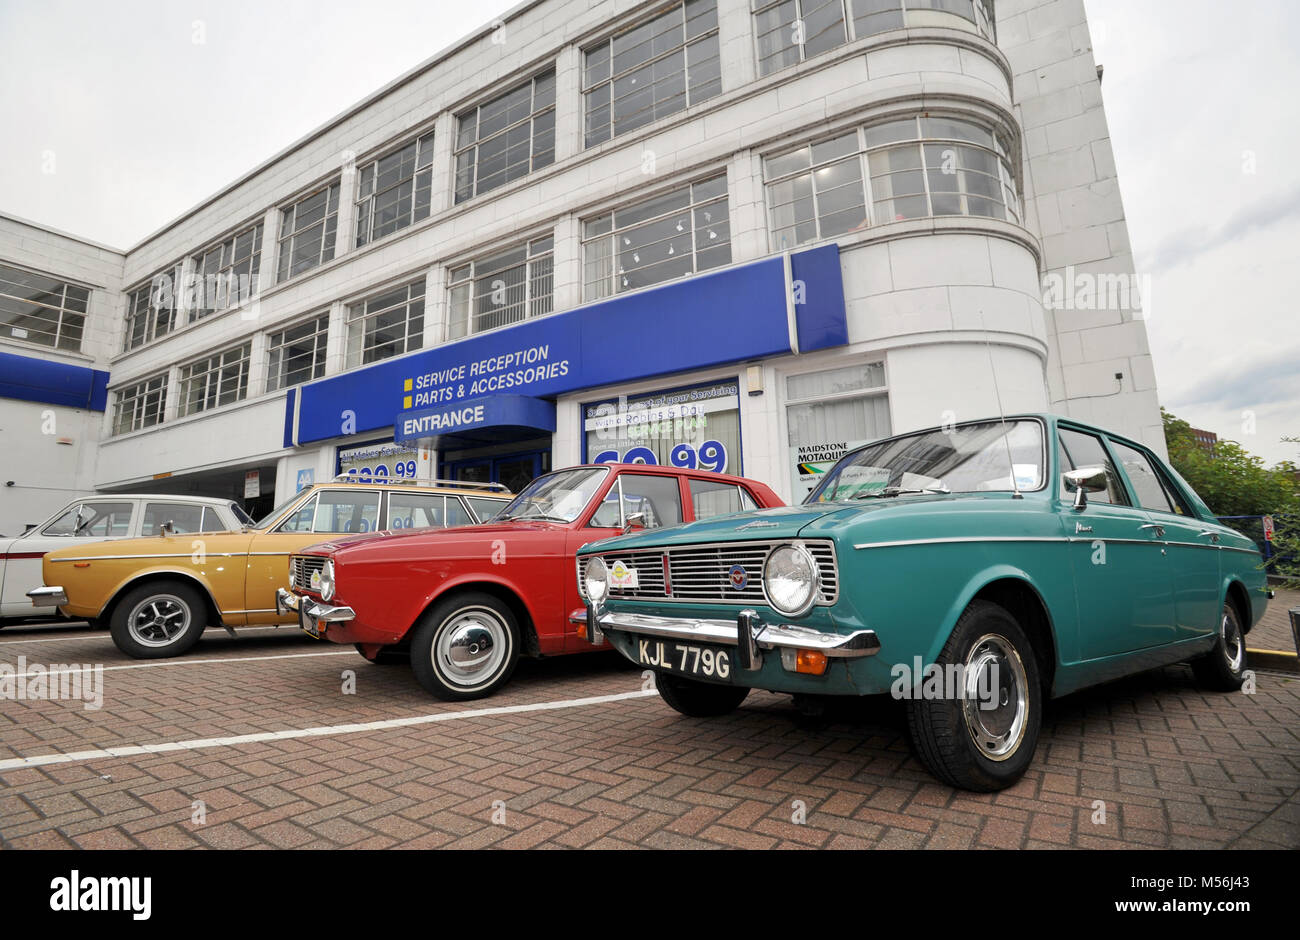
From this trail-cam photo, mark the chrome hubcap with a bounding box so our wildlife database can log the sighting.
[962,633,1029,762]
[127,594,191,648]
[1221,606,1244,672]
[434,608,508,688]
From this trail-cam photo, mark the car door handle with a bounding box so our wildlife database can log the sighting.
[1139,523,1165,538]
[1197,529,1220,543]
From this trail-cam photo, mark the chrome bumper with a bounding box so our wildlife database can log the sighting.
[576,602,880,669]
[27,585,68,607]
[276,587,355,627]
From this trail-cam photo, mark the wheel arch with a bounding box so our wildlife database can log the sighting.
[937,568,1059,695]
[1222,578,1253,635]
[101,570,222,628]
[417,578,541,657]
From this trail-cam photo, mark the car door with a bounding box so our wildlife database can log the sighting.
[1057,427,1176,660]
[0,498,138,618]
[1109,438,1221,643]
[243,487,382,623]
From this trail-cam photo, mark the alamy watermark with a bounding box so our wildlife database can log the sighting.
[1041,264,1151,317]
[0,657,104,710]
[889,656,999,709]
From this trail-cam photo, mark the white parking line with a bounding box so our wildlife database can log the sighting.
[0,625,298,646]
[3,650,356,679]
[0,688,659,770]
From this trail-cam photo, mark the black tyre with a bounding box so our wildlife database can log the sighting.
[109,580,208,659]
[654,671,750,717]
[409,592,520,700]
[355,643,408,665]
[905,600,1042,792]
[1191,601,1247,691]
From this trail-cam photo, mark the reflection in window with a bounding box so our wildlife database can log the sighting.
[448,237,554,339]
[583,175,731,300]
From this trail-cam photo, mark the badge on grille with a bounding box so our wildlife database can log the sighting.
[610,560,639,590]
[310,570,321,591]
[729,564,748,590]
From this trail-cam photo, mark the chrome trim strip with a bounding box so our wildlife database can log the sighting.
[49,552,245,562]
[851,535,1238,550]
[585,609,879,658]
[222,608,278,615]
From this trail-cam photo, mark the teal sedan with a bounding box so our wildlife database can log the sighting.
[576,415,1270,791]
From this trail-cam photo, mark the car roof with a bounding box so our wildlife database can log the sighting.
[572,463,763,486]
[311,478,513,497]
[88,493,235,505]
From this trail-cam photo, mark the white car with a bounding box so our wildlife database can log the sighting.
[0,494,253,625]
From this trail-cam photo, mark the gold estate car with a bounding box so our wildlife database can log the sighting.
[30,477,511,658]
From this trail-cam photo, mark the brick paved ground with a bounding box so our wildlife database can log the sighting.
[1252,587,1298,654]
[0,619,1296,850]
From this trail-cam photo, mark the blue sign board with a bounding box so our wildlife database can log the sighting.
[295,468,315,492]
[0,350,110,411]
[290,244,847,446]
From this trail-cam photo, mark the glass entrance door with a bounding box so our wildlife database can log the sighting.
[444,451,546,493]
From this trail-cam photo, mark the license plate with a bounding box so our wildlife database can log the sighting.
[635,637,732,680]
[298,607,322,639]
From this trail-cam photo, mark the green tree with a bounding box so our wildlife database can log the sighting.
[1162,409,1300,517]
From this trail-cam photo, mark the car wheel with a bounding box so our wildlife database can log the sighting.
[355,643,408,665]
[109,580,208,659]
[410,592,520,700]
[1191,601,1247,691]
[654,671,750,717]
[905,600,1042,792]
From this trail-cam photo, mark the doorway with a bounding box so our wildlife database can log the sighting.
[443,450,547,494]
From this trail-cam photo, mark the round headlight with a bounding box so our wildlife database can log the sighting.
[584,556,609,604]
[763,544,819,617]
[319,559,336,602]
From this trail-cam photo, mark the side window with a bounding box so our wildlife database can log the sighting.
[1057,429,1129,506]
[42,501,134,538]
[446,498,473,527]
[277,496,318,533]
[389,493,445,530]
[466,497,505,522]
[615,474,683,529]
[739,487,759,511]
[689,478,747,520]
[1110,440,1183,514]
[142,502,205,535]
[312,490,381,533]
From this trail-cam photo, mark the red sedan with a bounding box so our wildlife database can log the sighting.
[277,464,783,700]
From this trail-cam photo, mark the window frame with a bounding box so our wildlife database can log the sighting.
[111,372,169,436]
[277,182,341,283]
[447,236,555,339]
[0,260,91,352]
[345,279,426,370]
[123,265,182,352]
[177,342,252,419]
[582,0,722,147]
[762,114,1021,249]
[189,221,264,322]
[581,173,732,300]
[353,130,437,248]
[454,70,557,204]
[266,313,330,393]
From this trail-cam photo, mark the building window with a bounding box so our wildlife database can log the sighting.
[112,373,168,435]
[583,175,731,300]
[355,131,436,248]
[756,0,992,76]
[455,72,556,204]
[178,343,251,417]
[0,261,90,351]
[190,223,263,321]
[123,265,182,351]
[786,361,890,499]
[278,184,340,282]
[267,314,329,392]
[346,280,424,369]
[764,115,1020,249]
[583,0,721,147]
[448,237,554,340]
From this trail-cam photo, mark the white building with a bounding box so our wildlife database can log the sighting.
[0,0,1160,535]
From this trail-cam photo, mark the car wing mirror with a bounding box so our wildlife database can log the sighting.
[622,512,646,534]
[158,520,175,536]
[1063,466,1108,511]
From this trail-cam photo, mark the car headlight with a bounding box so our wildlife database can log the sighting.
[584,556,609,604]
[319,559,336,602]
[763,543,819,618]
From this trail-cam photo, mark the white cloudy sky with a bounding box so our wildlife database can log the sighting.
[1,0,1297,464]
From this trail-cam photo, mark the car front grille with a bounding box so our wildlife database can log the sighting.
[579,540,838,606]
[290,555,326,593]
